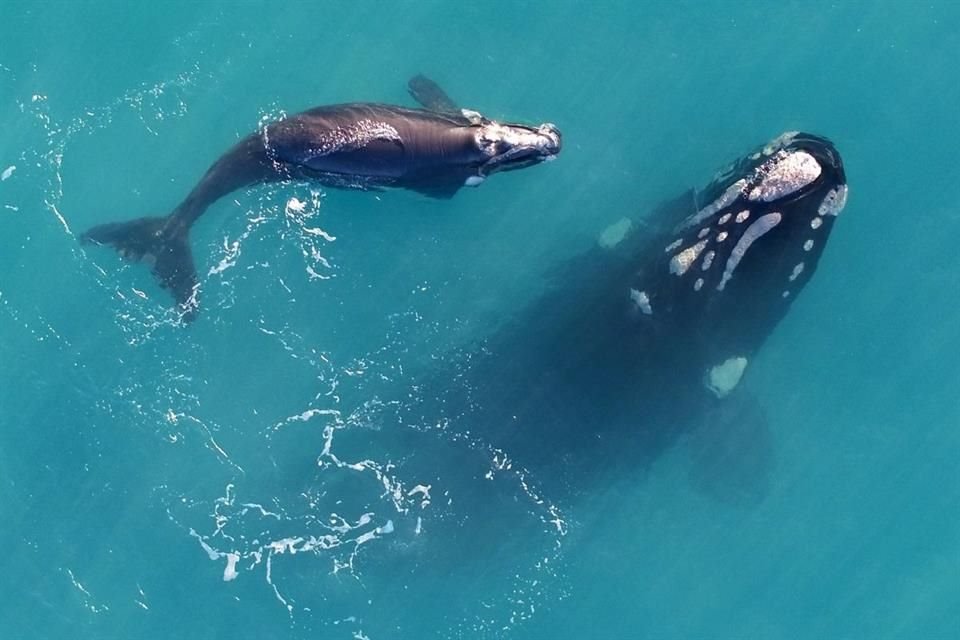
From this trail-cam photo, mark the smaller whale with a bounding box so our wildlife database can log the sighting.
[81,77,561,317]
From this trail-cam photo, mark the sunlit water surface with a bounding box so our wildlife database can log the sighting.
[1,2,958,638]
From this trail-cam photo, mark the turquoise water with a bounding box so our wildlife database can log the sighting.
[2,2,958,638]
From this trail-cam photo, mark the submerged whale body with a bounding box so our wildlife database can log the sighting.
[392,129,848,505]
[81,78,561,317]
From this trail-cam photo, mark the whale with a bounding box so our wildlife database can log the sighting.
[376,128,849,510]
[81,78,561,317]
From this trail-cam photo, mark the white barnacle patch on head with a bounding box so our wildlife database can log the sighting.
[477,120,558,164]
[803,239,815,252]
[705,356,748,398]
[810,216,823,230]
[701,250,715,271]
[698,227,711,239]
[782,290,791,298]
[694,277,704,291]
[718,212,732,225]
[788,262,805,282]
[677,179,747,231]
[716,231,729,242]
[735,209,750,223]
[464,175,485,187]
[748,150,822,202]
[669,239,708,276]
[598,217,633,249]
[664,238,683,253]
[818,184,848,216]
[629,288,653,315]
[716,212,782,291]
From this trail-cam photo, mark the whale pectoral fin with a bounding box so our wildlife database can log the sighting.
[684,391,775,506]
[407,180,463,199]
[593,189,698,259]
[407,74,460,113]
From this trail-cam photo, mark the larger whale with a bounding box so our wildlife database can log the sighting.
[382,126,849,511]
[81,76,561,316]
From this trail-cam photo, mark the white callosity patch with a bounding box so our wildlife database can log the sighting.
[678,179,747,231]
[748,150,822,202]
[701,250,715,271]
[717,231,729,242]
[697,227,711,239]
[789,262,805,282]
[717,212,782,291]
[782,290,791,298]
[477,121,558,162]
[718,212,732,225]
[694,277,704,291]
[464,175,485,187]
[803,239,815,252]
[811,216,823,229]
[818,184,848,216]
[735,209,750,223]
[629,288,653,315]
[705,356,748,398]
[598,217,633,248]
[664,238,683,253]
[670,239,709,276]
[1,165,14,181]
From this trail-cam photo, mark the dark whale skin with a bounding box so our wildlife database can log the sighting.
[81,99,561,317]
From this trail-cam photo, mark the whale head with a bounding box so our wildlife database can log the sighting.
[628,132,848,391]
[470,115,562,176]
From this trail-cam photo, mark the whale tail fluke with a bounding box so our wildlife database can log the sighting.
[81,216,199,318]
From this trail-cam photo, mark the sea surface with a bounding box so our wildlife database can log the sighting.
[1,2,958,639]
